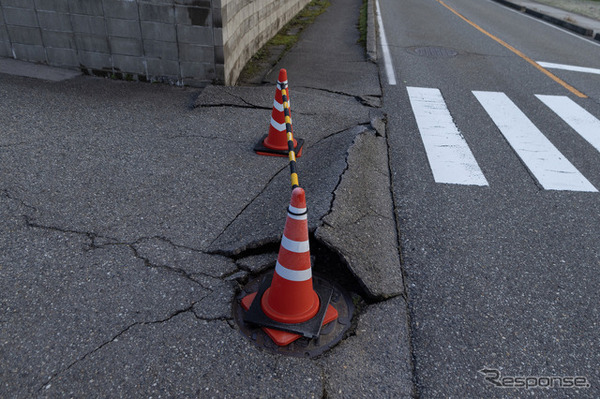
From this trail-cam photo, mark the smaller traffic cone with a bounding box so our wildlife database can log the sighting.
[254,69,304,157]
[242,187,337,346]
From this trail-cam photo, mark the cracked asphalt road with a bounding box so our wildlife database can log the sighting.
[0,0,414,396]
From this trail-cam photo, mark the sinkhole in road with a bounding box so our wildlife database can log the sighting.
[231,233,369,357]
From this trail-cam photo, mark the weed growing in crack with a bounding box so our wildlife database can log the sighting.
[358,0,368,48]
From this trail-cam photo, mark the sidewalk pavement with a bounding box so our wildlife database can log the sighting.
[0,0,414,397]
[493,0,600,40]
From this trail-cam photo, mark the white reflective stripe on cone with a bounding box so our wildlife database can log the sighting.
[287,205,307,220]
[274,99,290,110]
[275,261,312,282]
[270,118,286,131]
[281,235,309,253]
[287,212,307,221]
[288,205,306,214]
[273,99,284,112]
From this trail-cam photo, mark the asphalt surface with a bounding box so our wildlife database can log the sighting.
[4,0,598,397]
[378,0,600,397]
[0,0,414,397]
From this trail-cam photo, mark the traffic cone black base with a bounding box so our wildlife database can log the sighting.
[234,272,353,355]
[253,135,304,158]
[241,274,339,346]
[242,275,335,339]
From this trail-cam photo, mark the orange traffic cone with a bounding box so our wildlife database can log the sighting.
[262,187,319,322]
[254,69,304,157]
[242,187,337,346]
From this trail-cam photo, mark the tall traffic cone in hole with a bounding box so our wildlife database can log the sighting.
[254,69,304,157]
[261,187,319,323]
[241,187,338,346]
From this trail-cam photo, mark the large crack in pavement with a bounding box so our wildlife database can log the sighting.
[207,163,288,253]
[37,303,199,393]
[198,84,376,257]
[295,85,383,109]
[192,87,272,111]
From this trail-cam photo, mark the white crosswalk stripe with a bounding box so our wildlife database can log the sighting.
[407,87,599,192]
[474,91,597,192]
[536,95,600,154]
[407,87,488,186]
[536,62,600,76]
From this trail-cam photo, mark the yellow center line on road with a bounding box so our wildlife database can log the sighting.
[437,0,588,98]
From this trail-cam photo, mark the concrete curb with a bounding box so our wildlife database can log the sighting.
[492,0,600,42]
[366,0,378,61]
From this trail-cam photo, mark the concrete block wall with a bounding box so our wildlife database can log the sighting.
[0,0,309,85]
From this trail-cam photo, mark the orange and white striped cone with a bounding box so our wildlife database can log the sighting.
[241,187,338,346]
[261,187,319,323]
[254,69,304,157]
